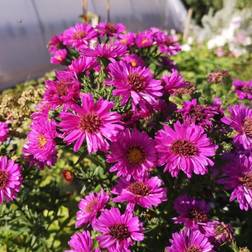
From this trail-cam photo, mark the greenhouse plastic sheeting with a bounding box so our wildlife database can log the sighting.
[89,0,186,32]
[0,0,82,90]
[0,0,186,90]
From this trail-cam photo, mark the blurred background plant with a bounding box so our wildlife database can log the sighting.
[187,0,252,57]
[181,0,223,25]
[182,0,252,25]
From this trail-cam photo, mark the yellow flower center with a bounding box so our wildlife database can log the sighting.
[141,38,149,45]
[73,31,86,40]
[128,182,149,196]
[55,55,63,61]
[85,199,98,213]
[110,224,130,240]
[131,60,137,67]
[239,172,252,189]
[106,23,117,33]
[187,246,201,252]
[0,170,8,189]
[127,147,145,165]
[189,208,208,222]
[244,117,252,138]
[56,81,68,96]
[120,39,128,45]
[79,113,101,133]
[171,140,198,156]
[128,73,146,92]
[38,135,47,148]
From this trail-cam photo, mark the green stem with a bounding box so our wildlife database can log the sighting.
[230,240,240,252]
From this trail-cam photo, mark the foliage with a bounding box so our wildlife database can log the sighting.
[174,45,252,106]
[181,0,223,25]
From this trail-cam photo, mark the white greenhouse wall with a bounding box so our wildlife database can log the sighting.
[0,0,186,90]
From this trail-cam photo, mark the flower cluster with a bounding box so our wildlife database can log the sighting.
[0,156,22,204]
[19,21,252,251]
[0,122,9,143]
[168,195,233,251]
[233,79,252,100]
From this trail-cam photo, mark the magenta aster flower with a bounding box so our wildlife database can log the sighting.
[47,34,64,53]
[166,228,214,252]
[202,221,233,246]
[135,31,153,48]
[66,231,100,252]
[68,56,99,76]
[59,93,123,153]
[31,101,52,123]
[96,22,126,37]
[118,32,136,46]
[160,56,177,71]
[233,79,252,100]
[76,189,109,228]
[50,49,67,64]
[0,156,22,204]
[162,70,188,94]
[81,43,127,60]
[93,207,144,252]
[122,54,144,68]
[218,154,252,211]
[149,27,164,39]
[62,23,97,49]
[107,128,157,180]
[44,71,80,109]
[112,176,167,209]
[178,99,221,129]
[155,121,216,178]
[153,100,177,121]
[222,104,252,150]
[156,33,181,56]
[106,61,163,113]
[24,119,57,167]
[173,195,210,227]
[0,122,9,143]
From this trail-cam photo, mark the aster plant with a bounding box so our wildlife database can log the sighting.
[1,21,252,251]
